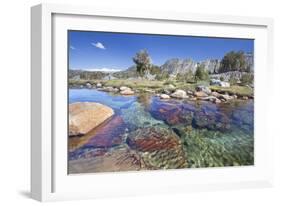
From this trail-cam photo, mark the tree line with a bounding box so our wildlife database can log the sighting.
[132,49,252,82]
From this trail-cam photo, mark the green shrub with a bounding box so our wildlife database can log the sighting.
[195,65,209,82]
[163,80,175,85]
[175,70,195,83]
[133,49,152,77]
[219,51,247,72]
[155,71,169,81]
[240,73,254,85]
[229,73,237,85]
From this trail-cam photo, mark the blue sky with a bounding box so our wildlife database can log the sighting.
[69,30,254,71]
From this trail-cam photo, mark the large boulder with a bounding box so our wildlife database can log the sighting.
[69,102,114,136]
[170,89,188,99]
[126,127,188,169]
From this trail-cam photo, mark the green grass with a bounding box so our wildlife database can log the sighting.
[103,79,164,90]
[69,79,99,86]
[69,79,253,97]
[209,85,253,97]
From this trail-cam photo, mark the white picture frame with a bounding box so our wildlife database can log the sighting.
[31,3,274,202]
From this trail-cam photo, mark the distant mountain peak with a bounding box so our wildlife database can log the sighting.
[71,68,122,73]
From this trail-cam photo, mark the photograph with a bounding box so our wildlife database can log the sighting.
[67,30,254,174]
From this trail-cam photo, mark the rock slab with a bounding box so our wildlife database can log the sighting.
[69,102,114,136]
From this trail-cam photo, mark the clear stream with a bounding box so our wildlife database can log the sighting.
[69,89,254,170]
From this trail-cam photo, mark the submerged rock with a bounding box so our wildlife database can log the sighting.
[126,127,188,169]
[69,146,143,174]
[150,99,232,131]
[69,102,114,136]
[121,102,164,128]
[193,111,230,131]
[232,108,253,127]
[85,116,127,148]
[193,111,216,129]
[178,127,254,168]
[150,101,195,126]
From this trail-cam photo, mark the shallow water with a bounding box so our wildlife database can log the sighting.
[68,89,254,173]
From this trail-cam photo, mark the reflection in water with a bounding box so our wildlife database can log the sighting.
[68,89,254,173]
[137,92,152,111]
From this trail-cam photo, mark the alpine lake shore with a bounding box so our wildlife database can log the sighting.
[68,79,254,174]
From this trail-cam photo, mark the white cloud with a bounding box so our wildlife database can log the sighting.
[91,42,106,50]
[72,68,121,73]
[70,45,75,50]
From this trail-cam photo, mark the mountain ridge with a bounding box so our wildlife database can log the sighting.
[69,52,253,80]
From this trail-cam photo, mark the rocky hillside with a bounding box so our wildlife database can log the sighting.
[69,53,253,80]
[161,54,253,76]
[160,58,197,74]
[160,58,222,75]
[200,59,221,74]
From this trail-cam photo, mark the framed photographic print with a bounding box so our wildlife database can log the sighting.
[31,3,274,201]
